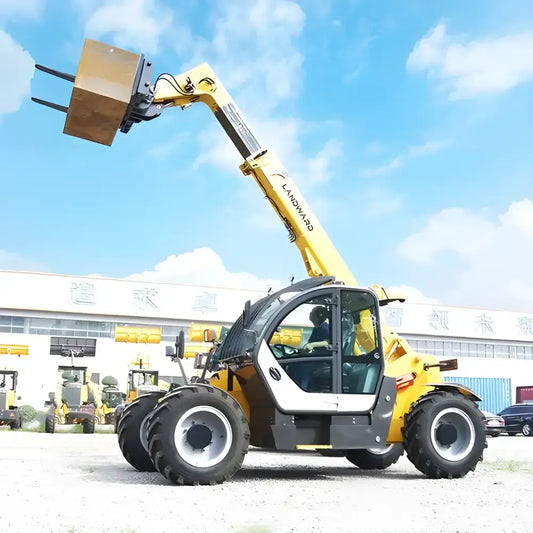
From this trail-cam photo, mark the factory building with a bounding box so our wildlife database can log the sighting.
[1,270,531,413]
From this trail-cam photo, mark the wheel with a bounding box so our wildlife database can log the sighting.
[117,392,166,472]
[147,385,250,485]
[10,411,22,430]
[522,422,532,437]
[114,404,125,434]
[345,444,404,470]
[82,415,96,434]
[403,391,486,479]
[45,413,56,434]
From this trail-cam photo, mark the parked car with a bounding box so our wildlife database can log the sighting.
[481,410,505,437]
[498,403,533,436]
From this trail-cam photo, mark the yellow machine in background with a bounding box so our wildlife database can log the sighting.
[0,370,21,429]
[44,344,119,432]
[0,344,28,429]
[34,39,486,484]
[45,365,101,434]
[99,375,124,424]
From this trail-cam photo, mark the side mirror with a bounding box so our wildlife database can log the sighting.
[176,331,185,359]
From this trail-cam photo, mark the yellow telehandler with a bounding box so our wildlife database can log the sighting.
[32,39,486,484]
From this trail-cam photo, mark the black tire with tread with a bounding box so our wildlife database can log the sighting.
[522,422,532,437]
[147,385,250,486]
[83,415,96,434]
[114,404,126,434]
[10,410,22,430]
[45,413,55,433]
[403,390,486,479]
[345,444,404,470]
[117,392,166,472]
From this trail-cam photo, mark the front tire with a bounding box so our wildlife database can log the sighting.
[403,391,486,479]
[522,422,532,437]
[10,411,22,430]
[345,444,404,470]
[117,392,166,472]
[82,415,96,434]
[45,413,56,434]
[147,385,250,485]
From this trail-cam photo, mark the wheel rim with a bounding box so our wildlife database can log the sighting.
[366,444,395,455]
[174,406,232,468]
[524,424,531,436]
[430,407,475,462]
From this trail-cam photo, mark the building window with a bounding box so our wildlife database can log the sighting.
[50,337,97,357]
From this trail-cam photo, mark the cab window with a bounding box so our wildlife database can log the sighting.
[268,293,333,393]
[340,290,381,394]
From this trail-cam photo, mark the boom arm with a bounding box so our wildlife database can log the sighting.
[152,64,357,287]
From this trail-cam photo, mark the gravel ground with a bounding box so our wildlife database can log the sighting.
[1,429,532,533]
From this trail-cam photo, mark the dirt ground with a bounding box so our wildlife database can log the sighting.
[0,429,532,533]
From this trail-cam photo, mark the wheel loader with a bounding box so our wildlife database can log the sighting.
[32,39,487,484]
[0,370,22,430]
[45,365,101,434]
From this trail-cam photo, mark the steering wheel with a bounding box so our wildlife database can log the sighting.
[271,343,300,358]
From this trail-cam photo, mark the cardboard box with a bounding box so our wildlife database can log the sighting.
[63,39,141,146]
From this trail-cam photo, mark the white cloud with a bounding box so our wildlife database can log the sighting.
[126,247,283,292]
[181,1,342,192]
[407,23,533,99]
[396,207,496,265]
[359,188,403,218]
[83,0,173,54]
[206,0,305,112]
[360,139,448,177]
[396,199,533,312]
[0,31,34,114]
[387,285,440,305]
[0,249,45,271]
[0,0,44,20]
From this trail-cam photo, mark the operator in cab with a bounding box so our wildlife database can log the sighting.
[303,305,330,352]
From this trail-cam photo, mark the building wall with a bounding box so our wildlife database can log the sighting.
[1,270,532,410]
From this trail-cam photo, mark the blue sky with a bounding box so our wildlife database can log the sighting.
[1,0,532,312]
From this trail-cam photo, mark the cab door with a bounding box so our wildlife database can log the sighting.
[253,287,384,414]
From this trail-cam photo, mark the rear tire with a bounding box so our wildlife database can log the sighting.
[345,444,403,470]
[117,392,166,472]
[10,411,22,430]
[522,422,532,437]
[403,390,486,479]
[45,413,55,434]
[147,385,250,485]
[83,415,95,434]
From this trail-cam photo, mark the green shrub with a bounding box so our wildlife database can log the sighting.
[18,405,37,423]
